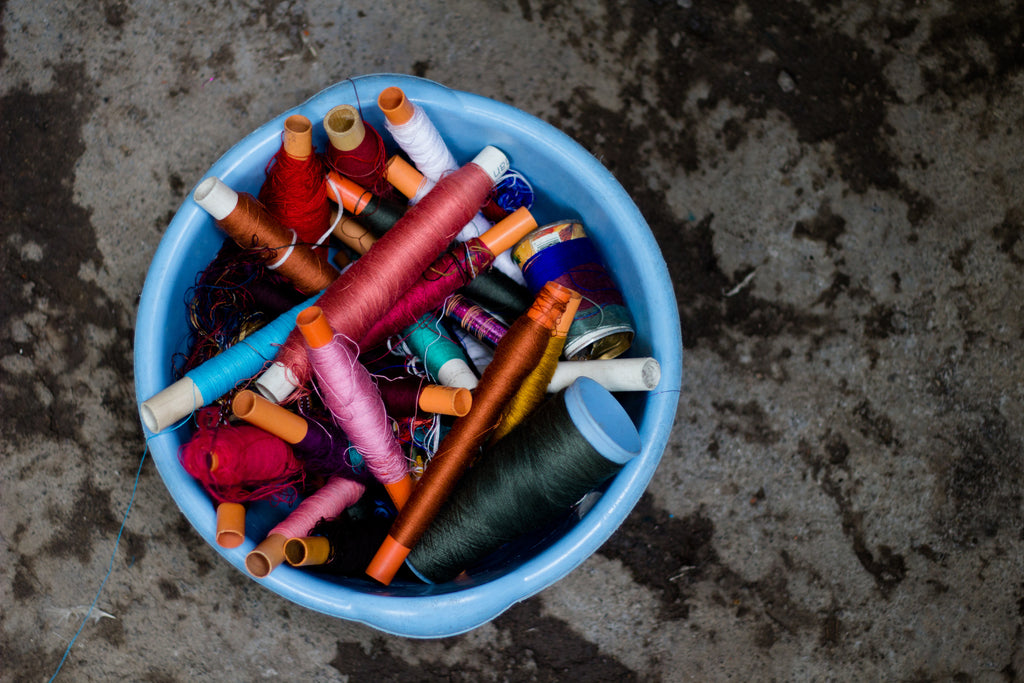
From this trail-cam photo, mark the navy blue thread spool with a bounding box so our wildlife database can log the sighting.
[511,221,634,360]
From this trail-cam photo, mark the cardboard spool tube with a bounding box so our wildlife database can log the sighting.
[378,86,415,126]
[326,171,373,215]
[296,306,334,349]
[323,104,366,152]
[555,290,583,338]
[246,533,287,578]
[479,207,538,256]
[283,114,313,159]
[419,385,472,417]
[231,389,308,444]
[140,375,204,433]
[284,536,332,567]
[330,210,377,255]
[384,155,427,199]
[216,502,246,549]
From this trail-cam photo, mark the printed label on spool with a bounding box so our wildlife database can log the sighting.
[511,220,635,361]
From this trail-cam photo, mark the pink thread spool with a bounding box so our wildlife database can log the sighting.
[245,475,365,578]
[297,306,414,511]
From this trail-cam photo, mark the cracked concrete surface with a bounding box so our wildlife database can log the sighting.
[3,0,1023,680]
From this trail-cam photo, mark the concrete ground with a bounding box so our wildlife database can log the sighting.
[2,0,1023,680]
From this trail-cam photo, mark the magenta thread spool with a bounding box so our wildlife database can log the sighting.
[442,293,509,347]
[511,220,634,360]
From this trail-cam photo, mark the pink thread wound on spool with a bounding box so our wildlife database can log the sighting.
[262,147,509,397]
[266,475,366,540]
[298,306,413,509]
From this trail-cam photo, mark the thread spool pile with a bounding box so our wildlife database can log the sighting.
[141,84,663,587]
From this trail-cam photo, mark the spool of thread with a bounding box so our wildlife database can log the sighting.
[442,293,509,348]
[365,281,574,585]
[258,114,332,250]
[374,375,472,417]
[456,267,533,321]
[216,502,246,548]
[406,376,641,583]
[194,177,338,295]
[329,210,378,256]
[547,357,662,393]
[255,146,509,402]
[402,313,479,390]
[140,292,320,433]
[450,326,495,375]
[357,207,537,351]
[322,104,391,198]
[245,475,365,578]
[384,154,526,285]
[325,171,406,238]
[491,290,581,443]
[231,389,371,481]
[378,86,458,186]
[512,220,634,361]
[481,168,535,222]
[178,410,306,505]
[298,306,414,510]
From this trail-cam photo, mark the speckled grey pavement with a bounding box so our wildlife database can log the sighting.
[3,1,1023,681]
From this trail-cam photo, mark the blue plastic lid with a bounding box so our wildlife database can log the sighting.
[563,377,642,465]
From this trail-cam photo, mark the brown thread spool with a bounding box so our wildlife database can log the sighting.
[365,280,574,585]
[194,177,337,295]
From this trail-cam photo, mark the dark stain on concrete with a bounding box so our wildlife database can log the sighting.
[992,208,1024,266]
[713,399,781,445]
[799,438,907,594]
[920,2,1024,100]
[330,602,640,681]
[12,554,38,601]
[598,494,716,619]
[949,239,973,273]
[43,476,121,564]
[158,578,182,600]
[793,204,846,253]
[0,0,7,66]
[0,62,134,447]
[102,1,132,29]
[852,399,898,449]
[0,632,58,683]
[165,516,216,576]
[946,411,1022,544]
[411,60,430,78]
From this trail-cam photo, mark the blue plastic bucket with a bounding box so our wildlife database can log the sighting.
[133,74,682,637]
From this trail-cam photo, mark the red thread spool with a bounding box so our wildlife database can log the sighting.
[323,104,392,199]
[178,409,306,505]
[358,207,537,351]
[258,114,332,252]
